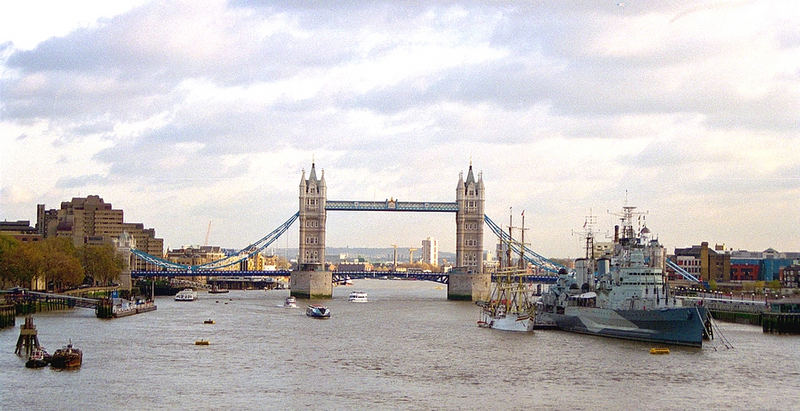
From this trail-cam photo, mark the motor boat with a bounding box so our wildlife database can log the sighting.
[306,304,331,318]
[25,347,50,368]
[50,342,82,368]
[283,296,297,308]
[348,291,368,303]
[174,289,198,301]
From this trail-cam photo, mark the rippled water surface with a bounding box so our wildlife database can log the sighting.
[2,279,799,410]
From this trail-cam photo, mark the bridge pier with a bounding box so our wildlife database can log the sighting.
[290,271,333,299]
[447,269,491,301]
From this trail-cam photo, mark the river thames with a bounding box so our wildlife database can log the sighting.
[2,279,799,410]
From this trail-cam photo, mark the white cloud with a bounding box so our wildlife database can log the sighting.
[1,0,798,257]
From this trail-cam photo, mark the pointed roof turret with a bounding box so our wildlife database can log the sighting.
[465,164,476,185]
[309,162,318,181]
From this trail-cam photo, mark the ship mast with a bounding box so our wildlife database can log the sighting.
[506,208,513,269]
[608,194,648,243]
[519,210,528,270]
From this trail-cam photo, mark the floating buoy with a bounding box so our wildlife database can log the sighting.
[650,347,670,355]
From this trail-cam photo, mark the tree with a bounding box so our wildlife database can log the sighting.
[0,234,20,287]
[43,252,84,291]
[38,237,83,291]
[767,280,781,291]
[79,243,125,285]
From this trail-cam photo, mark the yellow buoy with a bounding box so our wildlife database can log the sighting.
[650,347,670,354]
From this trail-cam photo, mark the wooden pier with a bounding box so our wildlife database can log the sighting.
[14,315,41,357]
[762,313,800,334]
[1,304,14,329]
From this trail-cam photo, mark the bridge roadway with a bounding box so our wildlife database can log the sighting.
[131,270,558,284]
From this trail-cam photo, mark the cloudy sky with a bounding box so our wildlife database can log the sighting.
[1,0,798,259]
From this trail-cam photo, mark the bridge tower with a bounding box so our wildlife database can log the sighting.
[292,162,332,298]
[449,164,490,301]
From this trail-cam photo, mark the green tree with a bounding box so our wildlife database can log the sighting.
[38,237,83,291]
[0,234,20,286]
[767,280,781,291]
[1,237,44,289]
[79,243,125,285]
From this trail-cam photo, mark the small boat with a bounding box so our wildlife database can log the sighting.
[25,347,50,368]
[283,296,297,308]
[650,347,670,355]
[348,291,368,303]
[208,285,229,294]
[195,339,210,345]
[306,304,331,318]
[203,319,215,324]
[50,342,82,368]
[175,288,198,301]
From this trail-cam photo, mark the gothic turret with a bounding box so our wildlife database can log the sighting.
[299,162,327,271]
[456,163,485,271]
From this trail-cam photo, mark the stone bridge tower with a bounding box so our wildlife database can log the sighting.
[455,163,484,270]
[449,164,490,301]
[292,162,332,298]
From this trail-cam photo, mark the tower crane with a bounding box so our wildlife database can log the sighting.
[204,220,212,246]
[409,247,418,264]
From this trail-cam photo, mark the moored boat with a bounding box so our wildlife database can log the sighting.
[306,304,331,318]
[174,288,198,301]
[477,211,535,332]
[478,268,535,332]
[50,342,82,368]
[535,204,711,347]
[348,291,368,302]
[25,347,50,368]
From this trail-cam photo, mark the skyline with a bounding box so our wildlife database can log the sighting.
[1,1,799,258]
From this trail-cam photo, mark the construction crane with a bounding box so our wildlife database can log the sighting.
[409,247,418,264]
[204,220,212,246]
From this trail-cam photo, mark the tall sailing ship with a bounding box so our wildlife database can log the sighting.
[477,210,535,332]
[478,268,535,332]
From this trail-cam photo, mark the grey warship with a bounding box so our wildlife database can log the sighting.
[536,205,709,347]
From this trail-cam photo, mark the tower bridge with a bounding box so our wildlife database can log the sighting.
[128,162,566,301]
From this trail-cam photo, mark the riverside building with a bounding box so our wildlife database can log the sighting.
[36,195,163,270]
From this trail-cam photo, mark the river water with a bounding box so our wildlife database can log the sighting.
[2,279,798,410]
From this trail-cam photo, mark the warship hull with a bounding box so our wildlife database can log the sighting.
[541,306,707,347]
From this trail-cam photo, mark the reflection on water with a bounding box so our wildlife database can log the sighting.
[1,279,799,409]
